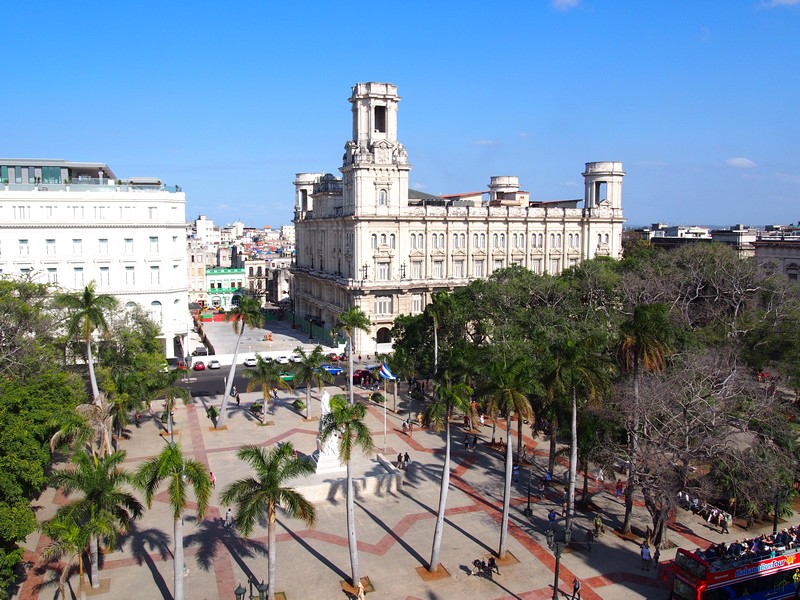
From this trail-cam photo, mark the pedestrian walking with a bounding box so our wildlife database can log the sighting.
[594,513,603,538]
[641,542,652,571]
[721,513,730,534]
[538,478,546,500]
[408,421,413,437]
[571,577,582,600]
[488,556,500,576]
[224,508,233,528]
[512,464,520,483]
[548,509,557,530]
[403,452,410,469]
[615,479,623,498]
[402,420,408,434]
[464,433,469,448]
[397,453,403,469]
[210,472,216,488]
[472,434,477,450]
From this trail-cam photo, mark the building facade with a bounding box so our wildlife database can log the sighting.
[206,267,245,309]
[0,159,190,357]
[292,83,625,353]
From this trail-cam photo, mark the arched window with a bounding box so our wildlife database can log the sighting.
[500,233,505,247]
[410,233,416,249]
[556,234,562,248]
[380,233,387,246]
[371,234,377,249]
[550,233,555,247]
[538,233,543,247]
[378,189,388,205]
[598,233,602,245]
[605,233,610,244]
[459,233,465,248]
[568,234,573,248]
[480,233,486,248]
[390,234,396,249]
[150,300,163,325]
[493,234,498,248]
[473,233,478,248]
[574,233,579,248]
[453,233,458,248]
[432,233,438,248]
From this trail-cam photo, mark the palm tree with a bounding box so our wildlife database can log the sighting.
[616,303,672,534]
[218,296,264,427]
[334,307,371,406]
[292,345,333,419]
[149,370,191,443]
[243,355,294,409]
[543,335,613,532]
[55,282,118,404]
[133,443,211,600]
[423,372,473,573]
[39,514,90,600]
[221,443,317,600]
[319,395,375,588]
[483,356,534,559]
[50,449,143,589]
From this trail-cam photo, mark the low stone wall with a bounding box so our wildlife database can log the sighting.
[299,454,403,503]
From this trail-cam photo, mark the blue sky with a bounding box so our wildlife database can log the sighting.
[4,0,799,228]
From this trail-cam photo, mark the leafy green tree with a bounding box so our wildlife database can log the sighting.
[543,335,613,531]
[319,395,374,588]
[616,302,673,533]
[221,443,317,600]
[422,372,472,572]
[482,356,535,559]
[219,297,264,427]
[243,355,294,407]
[39,514,90,600]
[291,345,333,419]
[51,450,143,589]
[334,307,371,406]
[133,443,211,600]
[55,283,118,404]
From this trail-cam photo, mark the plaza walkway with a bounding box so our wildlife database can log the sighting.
[15,321,768,599]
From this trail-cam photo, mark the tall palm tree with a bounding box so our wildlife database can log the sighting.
[334,307,371,406]
[50,449,143,589]
[616,303,672,533]
[55,282,118,404]
[221,443,317,600]
[320,395,375,588]
[39,514,90,600]
[133,443,211,600]
[292,345,333,419]
[243,355,294,407]
[483,356,534,559]
[149,370,191,443]
[423,372,473,573]
[218,296,264,427]
[543,335,613,532]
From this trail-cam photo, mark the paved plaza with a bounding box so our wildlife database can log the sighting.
[15,320,769,600]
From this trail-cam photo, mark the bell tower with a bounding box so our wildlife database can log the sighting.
[340,82,411,217]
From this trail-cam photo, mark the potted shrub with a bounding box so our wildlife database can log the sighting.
[206,406,219,421]
[292,398,306,412]
[370,392,385,404]
[249,402,263,417]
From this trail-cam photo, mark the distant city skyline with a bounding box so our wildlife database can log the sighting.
[4,0,798,229]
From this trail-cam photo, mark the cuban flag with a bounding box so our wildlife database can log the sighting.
[379,362,396,380]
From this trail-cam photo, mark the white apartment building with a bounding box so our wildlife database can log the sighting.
[0,159,191,358]
[292,83,625,354]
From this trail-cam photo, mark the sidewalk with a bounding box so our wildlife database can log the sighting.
[18,375,757,600]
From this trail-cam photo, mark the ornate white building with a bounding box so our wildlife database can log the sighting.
[0,159,191,358]
[292,83,625,354]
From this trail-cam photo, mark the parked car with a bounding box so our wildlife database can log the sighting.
[321,364,343,376]
[208,359,221,369]
[243,357,257,367]
[329,353,339,362]
[290,353,303,363]
[276,355,290,364]
[192,346,208,357]
[279,372,295,382]
[177,361,188,371]
[353,369,375,383]
[193,361,206,371]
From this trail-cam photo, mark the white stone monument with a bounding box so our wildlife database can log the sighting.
[314,391,346,474]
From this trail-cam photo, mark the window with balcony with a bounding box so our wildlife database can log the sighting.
[374,295,392,315]
[531,259,542,274]
[412,261,422,279]
[550,258,560,273]
[378,263,389,280]
[412,293,423,313]
[474,259,484,277]
[433,260,443,278]
[494,259,503,271]
[453,260,464,278]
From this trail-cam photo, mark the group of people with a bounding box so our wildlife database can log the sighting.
[396,452,411,470]
[463,433,479,450]
[697,525,800,564]
[468,556,501,580]
[677,491,732,534]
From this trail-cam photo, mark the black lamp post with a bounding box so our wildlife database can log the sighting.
[545,525,572,600]
[361,262,369,282]
[522,466,533,517]
[234,583,246,600]
[400,262,406,279]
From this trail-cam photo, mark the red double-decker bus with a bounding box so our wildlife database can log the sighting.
[672,547,800,599]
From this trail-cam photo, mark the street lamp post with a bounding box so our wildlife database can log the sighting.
[522,466,533,517]
[545,525,572,600]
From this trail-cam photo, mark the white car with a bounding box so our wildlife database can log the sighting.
[276,355,290,364]
[243,357,257,367]
[208,359,221,369]
[290,354,303,363]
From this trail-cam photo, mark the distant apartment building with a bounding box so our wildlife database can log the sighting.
[753,226,800,284]
[0,159,190,357]
[206,267,245,309]
[292,82,625,353]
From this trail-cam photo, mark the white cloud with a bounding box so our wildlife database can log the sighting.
[472,139,499,146]
[726,157,757,169]
[552,0,580,11]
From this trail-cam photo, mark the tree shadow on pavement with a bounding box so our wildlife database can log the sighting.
[117,522,172,600]
[183,516,267,575]
[278,521,351,583]
[355,500,428,566]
